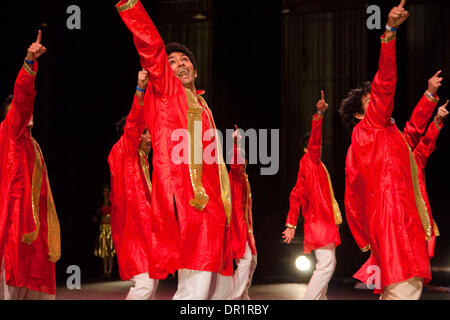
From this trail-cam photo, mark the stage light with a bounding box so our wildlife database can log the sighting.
[193,13,207,20]
[295,255,311,271]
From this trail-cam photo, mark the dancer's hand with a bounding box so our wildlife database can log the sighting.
[316,90,328,113]
[25,30,46,61]
[232,124,242,145]
[435,100,449,122]
[387,0,409,29]
[282,227,296,244]
[428,70,443,96]
[137,69,149,91]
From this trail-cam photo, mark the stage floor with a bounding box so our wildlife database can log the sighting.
[55,278,450,300]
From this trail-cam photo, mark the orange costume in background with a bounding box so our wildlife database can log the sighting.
[0,62,61,295]
[345,34,438,293]
[116,0,232,278]
[286,113,342,253]
[108,92,174,280]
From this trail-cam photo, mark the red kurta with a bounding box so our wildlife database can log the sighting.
[414,119,443,258]
[229,146,256,260]
[345,34,435,292]
[116,0,232,276]
[0,63,61,295]
[108,93,178,280]
[286,113,341,254]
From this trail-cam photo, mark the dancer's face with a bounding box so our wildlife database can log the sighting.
[139,128,152,155]
[354,93,371,120]
[168,52,197,88]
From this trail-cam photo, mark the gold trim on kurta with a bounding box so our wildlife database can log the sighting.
[116,0,139,12]
[381,33,396,43]
[400,133,432,240]
[433,219,440,237]
[361,244,371,252]
[321,162,343,225]
[244,173,252,232]
[286,224,297,229]
[434,118,442,131]
[23,62,36,77]
[22,137,43,245]
[185,88,209,210]
[139,149,152,194]
[425,91,439,104]
[198,94,232,225]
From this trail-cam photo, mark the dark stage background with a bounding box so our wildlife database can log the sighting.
[0,0,449,288]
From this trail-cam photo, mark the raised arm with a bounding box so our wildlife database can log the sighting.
[116,0,179,97]
[345,146,370,252]
[123,70,149,155]
[414,100,448,169]
[403,71,442,148]
[307,90,328,163]
[230,125,245,178]
[363,2,409,128]
[4,31,46,138]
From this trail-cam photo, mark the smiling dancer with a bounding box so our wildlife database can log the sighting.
[0,31,61,300]
[115,0,232,299]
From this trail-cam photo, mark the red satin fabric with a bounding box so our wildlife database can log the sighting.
[117,0,231,276]
[345,36,432,291]
[108,94,177,280]
[414,119,443,258]
[286,115,340,254]
[0,64,56,295]
[229,147,256,260]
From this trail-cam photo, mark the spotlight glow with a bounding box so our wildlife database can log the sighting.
[295,255,311,271]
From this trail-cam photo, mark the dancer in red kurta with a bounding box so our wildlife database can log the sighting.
[108,70,167,299]
[341,1,439,299]
[0,31,61,299]
[229,126,257,300]
[414,101,448,258]
[283,92,342,300]
[115,0,232,300]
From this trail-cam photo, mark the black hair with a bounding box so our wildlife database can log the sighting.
[339,81,372,133]
[115,115,127,137]
[1,94,13,122]
[166,42,197,70]
[301,132,311,150]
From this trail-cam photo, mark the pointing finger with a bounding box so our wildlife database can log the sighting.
[36,30,42,44]
[399,0,406,9]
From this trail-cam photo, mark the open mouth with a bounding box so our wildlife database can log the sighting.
[177,69,189,77]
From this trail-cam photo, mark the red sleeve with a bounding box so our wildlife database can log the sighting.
[4,62,38,138]
[285,159,304,228]
[345,146,370,251]
[123,93,146,156]
[403,93,439,149]
[116,0,179,97]
[414,119,442,170]
[307,113,323,163]
[229,141,244,179]
[363,34,397,129]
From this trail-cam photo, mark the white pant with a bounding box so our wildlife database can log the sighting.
[303,243,336,300]
[173,269,232,300]
[0,260,54,300]
[125,272,159,300]
[232,242,257,300]
[380,277,423,300]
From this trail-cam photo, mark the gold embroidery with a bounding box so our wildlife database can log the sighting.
[361,244,371,252]
[286,224,296,229]
[116,0,139,12]
[244,173,252,231]
[425,91,439,104]
[200,97,232,225]
[23,61,36,77]
[321,163,343,225]
[400,131,432,240]
[139,149,152,194]
[22,137,43,245]
[185,88,209,210]
[33,139,61,262]
[433,219,440,237]
[381,34,396,43]
[434,118,442,131]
